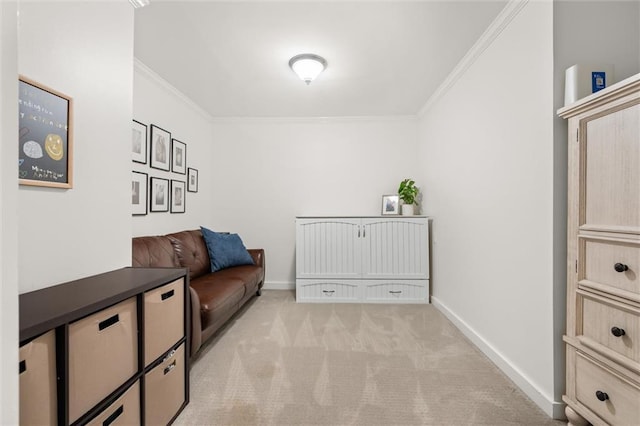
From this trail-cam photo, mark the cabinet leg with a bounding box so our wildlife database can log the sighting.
[565,406,589,426]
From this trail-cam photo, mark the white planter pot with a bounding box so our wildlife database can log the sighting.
[401,204,415,216]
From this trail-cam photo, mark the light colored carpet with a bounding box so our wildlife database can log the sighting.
[175,290,563,426]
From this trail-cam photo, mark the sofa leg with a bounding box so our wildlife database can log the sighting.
[256,288,262,296]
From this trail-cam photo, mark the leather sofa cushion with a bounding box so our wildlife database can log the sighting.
[132,236,180,268]
[190,275,245,330]
[210,265,264,291]
[167,230,210,280]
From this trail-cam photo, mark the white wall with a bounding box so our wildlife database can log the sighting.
[132,60,215,237]
[417,1,559,417]
[18,2,134,293]
[1,2,19,423]
[211,118,418,287]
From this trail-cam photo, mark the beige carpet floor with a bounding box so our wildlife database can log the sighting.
[175,290,564,426]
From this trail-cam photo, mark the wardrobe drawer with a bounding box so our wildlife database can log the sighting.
[582,295,639,364]
[68,297,138,423]
[575,353,640,425]
[144,343,186,426]
[583,239,639,297]
[363,281,428,302]
[144,278,185,366]
[86,380,140,426]
[296,280,360,302]
[19,329,57,426]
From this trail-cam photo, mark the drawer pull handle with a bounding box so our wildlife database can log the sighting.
[611,327,626,337]
[162,349,176,363]
[614,263,629,273]
[103,405,123,426]
[389,291,402,294]
[595,390,609,402]
[98,314,120,331]
[322,290,335,295]
[19,360,26,374]
[164,360,177,375]
[161,289,175,301]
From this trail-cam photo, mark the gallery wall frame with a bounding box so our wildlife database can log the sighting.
[132,171,148,216]
[170,180,186,213]
[150,124,171,171]
[18,76,74,188]
[187,168,198,193]
[132,120,148,164]
[150,177,169,212]
[171,139,187,174]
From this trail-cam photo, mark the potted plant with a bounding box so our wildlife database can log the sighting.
[398,178,419,215]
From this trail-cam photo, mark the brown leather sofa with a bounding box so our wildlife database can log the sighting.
[132,229,265,357]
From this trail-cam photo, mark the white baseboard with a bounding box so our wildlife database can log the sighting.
[431,296,566,420]
[263,281,295,291]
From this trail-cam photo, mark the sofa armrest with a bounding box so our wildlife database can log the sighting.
[189,286,202,357]
[248,249,265,269]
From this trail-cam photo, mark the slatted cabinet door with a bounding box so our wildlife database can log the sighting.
[296,218,362,279]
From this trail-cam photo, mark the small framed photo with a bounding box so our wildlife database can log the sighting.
[171,139,187,174]
[131,171,148,216]
[171,180,186,213]
[131,120,147,164]
[187,167,198,193]
[150,177,169,212]
[150,125,171,171]
[381,194,399,215]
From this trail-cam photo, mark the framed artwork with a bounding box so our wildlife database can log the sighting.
[132,120,147,164]
[150,125,171,171]
[187,168,198,193]
[150,177,169,212]
[381,194,399,215]
[170,180,186,213]
[131,171,148,216]
[18,76,74,188]
[171,139,187,174]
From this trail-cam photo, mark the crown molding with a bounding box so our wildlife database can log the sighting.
[417,0,529,118]
[210,115,419,124]
[134,58,213,122]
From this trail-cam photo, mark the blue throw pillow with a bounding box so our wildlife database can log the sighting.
[200,226,255,272]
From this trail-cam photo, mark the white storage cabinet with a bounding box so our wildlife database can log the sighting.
[296,216,430,303]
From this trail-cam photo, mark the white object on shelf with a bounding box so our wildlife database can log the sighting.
[564,63,614,106]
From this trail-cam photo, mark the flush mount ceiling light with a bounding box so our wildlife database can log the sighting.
[289,54,327,85]
[129,0,150,9]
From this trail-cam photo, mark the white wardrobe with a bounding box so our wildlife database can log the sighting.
[295,216,430,303]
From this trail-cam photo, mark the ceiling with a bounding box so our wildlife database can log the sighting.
[134,1,508,118]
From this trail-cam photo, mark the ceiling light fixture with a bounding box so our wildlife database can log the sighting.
[129,0,150,9]
[289,54,327,85]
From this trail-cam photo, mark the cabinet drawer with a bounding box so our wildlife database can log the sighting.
[144,278,185,366]
[575,352,640,425]
[582,295,639,365]
[296,280,360,302]
[68,297,138,423]
[583,239,640,297]
[86,380,140,426]
[19,329,57,426]
[363,280,428,303]
[145,343,186,426]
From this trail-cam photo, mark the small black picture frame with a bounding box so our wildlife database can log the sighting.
[150,177,169,212]
[171,180,186,213]
[132,171,148,216]
[187,168,198,193]
[132,120,148,164]
[150,125,171,171]
[171,139,187,174]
